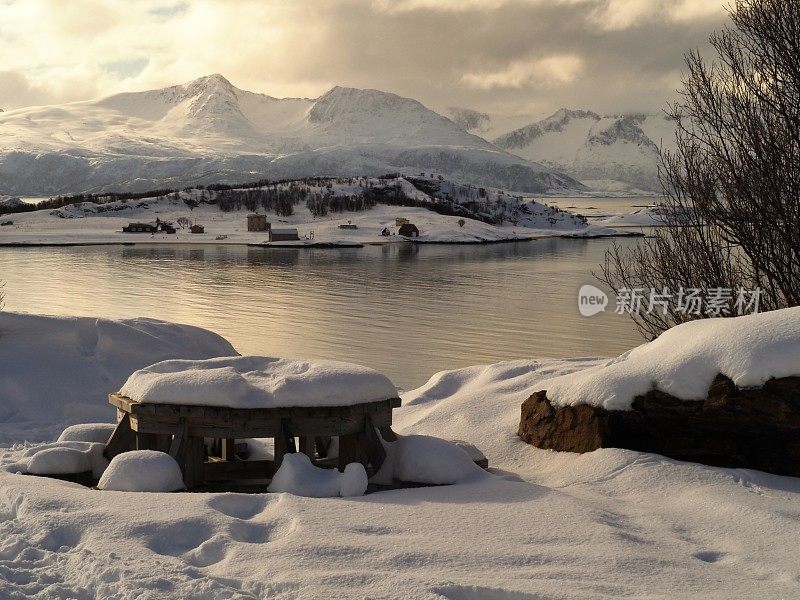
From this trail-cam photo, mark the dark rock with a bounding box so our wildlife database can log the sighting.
[518,374,800,477]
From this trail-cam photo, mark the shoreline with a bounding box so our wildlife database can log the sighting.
[0,229,644,249]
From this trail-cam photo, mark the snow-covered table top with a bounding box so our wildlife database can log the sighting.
[119,356,399,409]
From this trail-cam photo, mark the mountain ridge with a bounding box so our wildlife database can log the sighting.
[0,75,582,195]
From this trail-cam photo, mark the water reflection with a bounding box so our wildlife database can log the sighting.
[1,240,644,389]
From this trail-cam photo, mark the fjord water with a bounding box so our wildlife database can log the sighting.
[0,239,643,389]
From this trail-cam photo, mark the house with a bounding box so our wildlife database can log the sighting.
[190,224,205,234]
[398,223,419,237]
[395,217,410,226]
[269,228,300,242]
[338,224,358,230]
[158,223,176,234]
[122,222,158,233]
[247,214,269,232]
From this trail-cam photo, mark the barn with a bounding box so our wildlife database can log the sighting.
[122,222,158,233]
[269,228,300,242]
[398,223,420,238]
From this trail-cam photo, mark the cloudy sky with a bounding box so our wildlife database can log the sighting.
[0,0,728,117]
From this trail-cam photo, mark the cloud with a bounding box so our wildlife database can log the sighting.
[0,0,730,116]
[462,55,584,90]
[0,71,56,109]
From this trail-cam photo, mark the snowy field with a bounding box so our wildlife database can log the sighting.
[0,312,798,598]
[0,179,632,247]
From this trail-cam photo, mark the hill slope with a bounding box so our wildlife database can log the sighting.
[0,75,582,195]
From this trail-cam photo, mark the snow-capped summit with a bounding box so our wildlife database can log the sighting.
[0,75,581,195]
[492,109,676,193]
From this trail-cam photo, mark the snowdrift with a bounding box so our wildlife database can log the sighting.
[0,312,238,443]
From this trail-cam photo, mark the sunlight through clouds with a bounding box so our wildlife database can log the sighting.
[462,55,585,90]
[0,0,729,115]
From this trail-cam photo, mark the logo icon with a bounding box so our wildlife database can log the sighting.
[578,284,608,317]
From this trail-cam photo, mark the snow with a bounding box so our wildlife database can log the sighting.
[537,307,800,411]
[57,423,116,444]
[0,177,624,247]
[375,434,485,485]
[0,314,798,597]
[18,441,108,478]
[267,453,368,498]
[119,355,398,408]
[0,312,238,443]
[493,109,676,193]
[26,447,89,475]
[97,451,185,492]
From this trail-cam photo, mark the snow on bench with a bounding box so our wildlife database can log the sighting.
[119,356,398,408]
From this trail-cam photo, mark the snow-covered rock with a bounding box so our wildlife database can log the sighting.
[26,447,90,475]
[22,441,108,478]
[57,423,116,444]
[537,307,800,411]
[0,312,238,443]
[0,75,581,195]
[374,434,484,485]
[97,450,185,492]
[267,453,368,497]
[119,355,398,408]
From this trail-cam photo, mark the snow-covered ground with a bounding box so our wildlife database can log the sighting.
[1,313,799,598]
[0,179,630,246]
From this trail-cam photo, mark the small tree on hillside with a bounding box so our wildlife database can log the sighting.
[599,0,800,338]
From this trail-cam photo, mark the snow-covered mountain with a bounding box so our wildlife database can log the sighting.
[489,109,677,193]
[0,75,581,195]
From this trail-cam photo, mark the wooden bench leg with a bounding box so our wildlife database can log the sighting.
[338,434,364,472]
[104,413,136,460]
[363,414,388,472]
[184,437,205,490]
[221,438,236,461]
[274,419,296,470]
[299,436,315,460]
[314,436,331,459]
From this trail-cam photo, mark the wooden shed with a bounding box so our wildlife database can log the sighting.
[269,228,300,242]
[190,224,205,234]
[247,214,269,232]
[398,223,419,238]
[122,222,158,233]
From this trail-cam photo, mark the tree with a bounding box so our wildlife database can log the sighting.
[176,216,190,229]
[599,0,800,339]
[458,218,466,228]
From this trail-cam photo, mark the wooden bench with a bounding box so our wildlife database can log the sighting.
[105,394,401,491]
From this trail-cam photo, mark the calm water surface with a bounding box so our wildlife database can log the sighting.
[0,239,644,389]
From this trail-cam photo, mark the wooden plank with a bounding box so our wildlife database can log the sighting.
[274,418,296,470]
[363,414,387,472]
[221,438,235,461]
[203,459,275,482]
[338,433,363,472]
[299,436,316,460]
[184,437,205,490]
[315,436,331,459]
[168,418,188,463]
[136,432,158,451]
[103,413,136,460]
